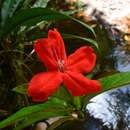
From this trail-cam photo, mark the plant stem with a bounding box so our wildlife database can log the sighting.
[73,96,82,111]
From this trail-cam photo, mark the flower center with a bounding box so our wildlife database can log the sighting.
[57,60,64,72]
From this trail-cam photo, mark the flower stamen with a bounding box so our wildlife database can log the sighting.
[57,60,64,72]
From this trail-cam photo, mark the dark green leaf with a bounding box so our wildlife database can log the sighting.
[0,8,96,40]
[51,86,72,102]
[1,0,24,27]
[0,99,70,129]
[22,0,33,8]
[0,8,69,39]
[71,17,96,37]
[1,0,12,27]
[62,34,98,48]
[12,83,28,94]
[14,108,72,130]
[9,0,24,17]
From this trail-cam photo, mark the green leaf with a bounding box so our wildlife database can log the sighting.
[14,108,72,130]
[51,86,72,102]
[1,0,24,27]
[0,8,69,39]
[12,83,28,94]
[22,0,33,8]
[9,0,24,17]
[73,97,82,110]
[62,34,98,48]
[0,7,96,40]
[1,0,12,27]
[99,72,130,91]
[70,17,96,38]
[0,99,71,129]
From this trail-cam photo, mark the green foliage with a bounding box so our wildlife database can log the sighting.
[51,86,73,102]
[0,8,69,40]
[0,7,96,41]
[1,0,24,27]
[71,17,96,37]
[14,108,72,130]
[1,0,12,27]
[99,72,130,91]
[62,34,98,48]
[12,83,28,94]
[0,98,72,129]
[8,0,24,17]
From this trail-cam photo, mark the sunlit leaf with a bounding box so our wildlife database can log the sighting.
[99,72,130,91]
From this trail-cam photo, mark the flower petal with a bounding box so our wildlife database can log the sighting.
[28,71,63,101]
[34,30,67,70]
[63,71,101,96]
[48,30,67,60]
[65,46,96,73]
[34,39,58,70]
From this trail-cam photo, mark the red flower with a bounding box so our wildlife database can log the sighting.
[28,30,101,101]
